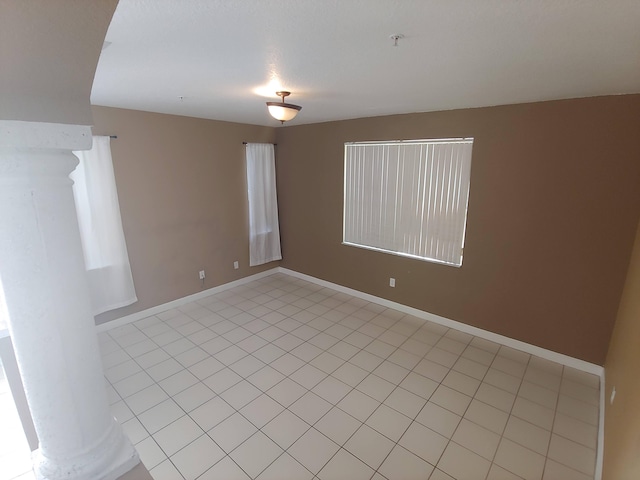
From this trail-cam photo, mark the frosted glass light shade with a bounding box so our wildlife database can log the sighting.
[266,102,301,122]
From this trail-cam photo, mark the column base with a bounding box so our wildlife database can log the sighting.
[32,419,139,480]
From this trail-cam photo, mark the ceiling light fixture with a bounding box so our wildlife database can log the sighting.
[266,91,301,124]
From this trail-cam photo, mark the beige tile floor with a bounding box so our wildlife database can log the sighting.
[102,273,600,480]
[2,272,601,480]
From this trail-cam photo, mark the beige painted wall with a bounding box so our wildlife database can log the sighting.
[603,218,640,479]
[275,95,640,365]
[0,1,117,125]
[91,106,277,324]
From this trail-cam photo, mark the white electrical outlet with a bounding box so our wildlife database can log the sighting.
[199,270,205,280]
[389,277,396,287]
[233,261,239,270]
[610,386,616,405]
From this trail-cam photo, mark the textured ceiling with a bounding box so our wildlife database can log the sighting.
[91,0,640,127]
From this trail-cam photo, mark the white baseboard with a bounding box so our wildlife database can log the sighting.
[279,267,603,376]
[596,370,605,480]
[99,265,605,375]
[98,265,605,479]
[95,268,279,333]
[278,266,606,480]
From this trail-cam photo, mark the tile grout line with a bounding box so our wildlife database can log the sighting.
[430,338,503,479]
[99,273,600,480]
[108,278,411,478]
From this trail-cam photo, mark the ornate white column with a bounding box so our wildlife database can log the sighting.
[0,120,139,480]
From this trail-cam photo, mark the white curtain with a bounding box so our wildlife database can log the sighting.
[246,143,282,266]
[71,136,137,315]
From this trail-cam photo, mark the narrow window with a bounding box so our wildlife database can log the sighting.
[72,136,137,314]
[246,143,282,266]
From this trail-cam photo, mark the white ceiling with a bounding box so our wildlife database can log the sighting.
[91,0,640,127]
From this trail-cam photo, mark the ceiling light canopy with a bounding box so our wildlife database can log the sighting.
[266,91,301,124]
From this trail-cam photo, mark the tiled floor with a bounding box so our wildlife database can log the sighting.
[97,272,599,480]
[1,272,600,480]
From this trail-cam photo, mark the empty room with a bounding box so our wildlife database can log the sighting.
[1,1,639,480]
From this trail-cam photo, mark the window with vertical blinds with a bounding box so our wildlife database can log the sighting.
[343,138,473,267]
